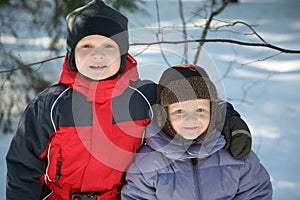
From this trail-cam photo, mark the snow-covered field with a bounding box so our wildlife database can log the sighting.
[1,0,300,199]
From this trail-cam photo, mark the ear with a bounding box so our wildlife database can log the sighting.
[152,104,168,128]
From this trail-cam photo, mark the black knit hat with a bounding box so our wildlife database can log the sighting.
[155,64,221,139]
[66,0,129,73]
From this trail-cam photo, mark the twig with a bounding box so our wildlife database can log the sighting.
[0,55,64,74]
[214,20,267,44]
[130,39,300,54]
[193,0,228,64]
[1,38,300,74]
[155,0,171,67]
[178,0,188,63]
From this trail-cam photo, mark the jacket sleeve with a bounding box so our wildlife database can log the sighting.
[6,93,54,200]
[218,100,252,159]
[236,151,273,199]
[218,100,240,119]
[121,157,158,200]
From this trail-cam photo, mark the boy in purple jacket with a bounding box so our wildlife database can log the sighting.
[122,64,272,200]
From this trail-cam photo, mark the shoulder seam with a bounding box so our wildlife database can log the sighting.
[128,85,153,119]
[50,87,71,132]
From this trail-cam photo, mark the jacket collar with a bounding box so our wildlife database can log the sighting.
[59,52,138,102]
[145,123,226,160]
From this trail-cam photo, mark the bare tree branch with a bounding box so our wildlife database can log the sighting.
[193,0,228,64]
[130,39,300,54]
[1,36,299,75]
[0,38,299,74]
[213,20,267,44]
[239,52,282,68]
[178,0,188,63]
[155,0,171,67]
[0,55,64,74]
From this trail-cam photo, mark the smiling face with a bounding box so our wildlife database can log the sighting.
[168,99,211,140]
[74,35,121,80]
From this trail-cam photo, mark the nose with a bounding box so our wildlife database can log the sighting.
[183,113,200,124]
[91,47,104,60]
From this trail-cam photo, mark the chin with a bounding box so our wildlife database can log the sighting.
[87,73,109,81]
[181,135,199,140]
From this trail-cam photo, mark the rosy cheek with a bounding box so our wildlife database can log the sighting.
[110,55,120,63]
[75,57,84,66]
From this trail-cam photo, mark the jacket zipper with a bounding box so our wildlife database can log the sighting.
[55,152,62,180]
[191,158,201,200]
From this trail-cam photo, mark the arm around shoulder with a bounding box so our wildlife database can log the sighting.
[219,100,252,159]
[121,146,158,200]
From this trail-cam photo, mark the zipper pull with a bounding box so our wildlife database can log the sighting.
[191,158,198,165]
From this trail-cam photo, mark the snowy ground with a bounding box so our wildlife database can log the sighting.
[1,0,300,199]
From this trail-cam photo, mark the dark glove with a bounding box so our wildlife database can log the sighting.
[222,115,252,159]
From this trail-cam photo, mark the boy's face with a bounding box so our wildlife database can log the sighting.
[168,99,210,140]
[74,35,121,80]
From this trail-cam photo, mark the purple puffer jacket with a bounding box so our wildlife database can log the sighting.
[121,124,272,200]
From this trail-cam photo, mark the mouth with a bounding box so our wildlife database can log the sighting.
[89,65,107,70]
[183,126,198,131]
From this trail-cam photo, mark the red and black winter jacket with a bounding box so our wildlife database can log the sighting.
[6,54,157,200]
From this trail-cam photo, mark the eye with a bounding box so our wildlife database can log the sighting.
[196,108,203,112]
[175,109,185,114]
[82,44,93,49]
[104,43,117,49]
